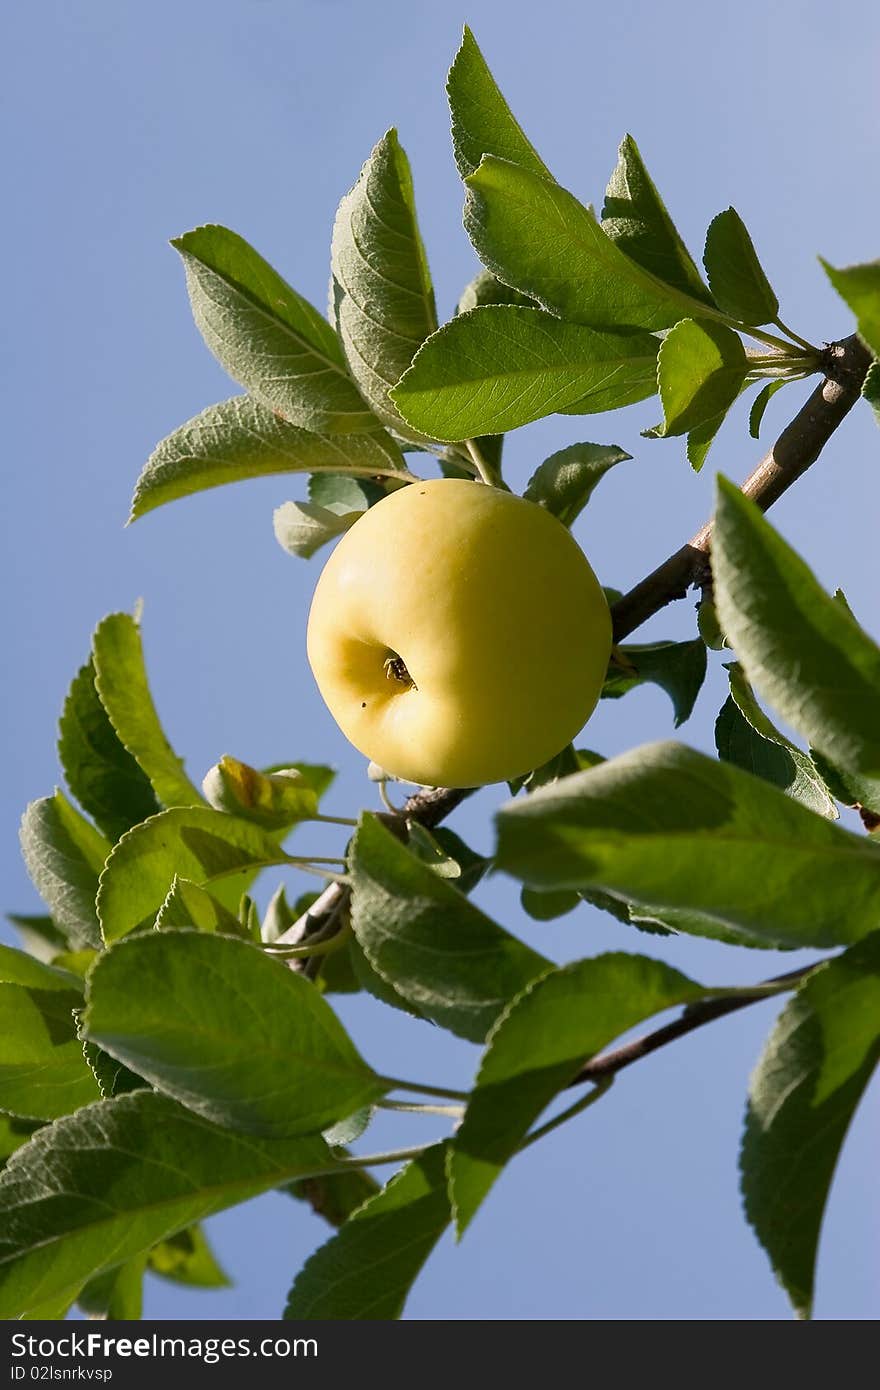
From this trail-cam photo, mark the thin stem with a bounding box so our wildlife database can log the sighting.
[740,324,814,355]
[377,1099,465,1119]
[378,780,403,815]
[519,1078,613,1151]
[263,921,352,959]
[567,962,819,1090]
[773,317,819,353]
[333,1144,429,1171]
[314,814,358,828]
[381,1075,471,1103]
[465,437,506,489]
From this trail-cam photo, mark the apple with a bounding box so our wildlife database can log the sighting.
[306,478,611,787]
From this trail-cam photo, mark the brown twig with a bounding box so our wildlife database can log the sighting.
[568,962,817,1089]
[609,333,872,642]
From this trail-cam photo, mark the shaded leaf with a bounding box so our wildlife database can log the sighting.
[0,1091,335,1318]
[58,659,159,841]
[703,208,779,324]
[464,155,720,331]
[349,814,549,1043]
[332,130,437,440]
[748,379,788,439]
[285,1144,449,1319]
[715,663,836,817]
[523,443,630,525]
[287,1168,380,1231]
[96,806,291,942]
[456,266,534,314]
[741,933,880,1318]
[495,740,880,950]
[92,613,203,809]
[602,134,711,302]
[713,476,880,814]
[601,638,706,727]
[148,1225,230,1289]
[78,1257,145,1321]
[450,954,705,1232]
[172,225,380,434]
[84,931,385,1136]
[19,792,108,951]
[821,257,880,356]
[447,26,551,181]
[862,360,880,425]
[657,318,747,436]
[5,914,68,964]
[274,499,362,559]
[154,875,244,934]
[131,396,406,521]
[392,306,658,441]
[0,968,99,1119]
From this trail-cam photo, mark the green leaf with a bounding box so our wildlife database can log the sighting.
[0,959,99,1119]
[80,1034,146,1100]
[58,659,160,842]
[427,828,489,896]
[84,931,386,1136]
[405,822,462,879]
[92,613,203,810]
[712,476,880,814]
[447,26,551,181]
[523,443,630,525]
[322,1107,373,1148]
[201,754,328,829]
[19,792,108,951]
[601,638,707,727]
[657,319,747,437]
[308,473,385,511]
[450,954,706,1233]
[392,306,658,441]
[172,225,380,434]
[602,134,711,303]
[147,1225,230,1289]
[287,1168,380,1230]
[96,805,292,942]
[685,406,727,474]
[285,1143,449,1319]
[741,933,880,1318]
[0,1090,335,1318]
[5,914,68,964]
[463,155,719,331]
[131,397,406,522]
[821,257,880,356]
[273,499,362,559]
[0,1116,41,1167]
[349,814,549,1043]
[715,664,836,817]
[0,943,83,993]
[520,887,580,921]
[748,379,787,439]
[154,875,244,934]
[456,266,534,314]
[331,131,437,440]
[495,740,880,950]
[862,360,880,425]
[78,1257,145,1321]
[703,208,779,325]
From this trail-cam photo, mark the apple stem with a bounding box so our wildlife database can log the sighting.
[464,437,507,489]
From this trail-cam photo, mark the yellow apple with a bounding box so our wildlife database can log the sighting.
[306,478,611,787]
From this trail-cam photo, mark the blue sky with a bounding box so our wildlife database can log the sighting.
[2,0,878,1319]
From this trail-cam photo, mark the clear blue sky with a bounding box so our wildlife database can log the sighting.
[2,0,878,1320]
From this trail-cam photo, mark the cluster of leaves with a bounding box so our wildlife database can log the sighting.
[5,27,880,1322]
